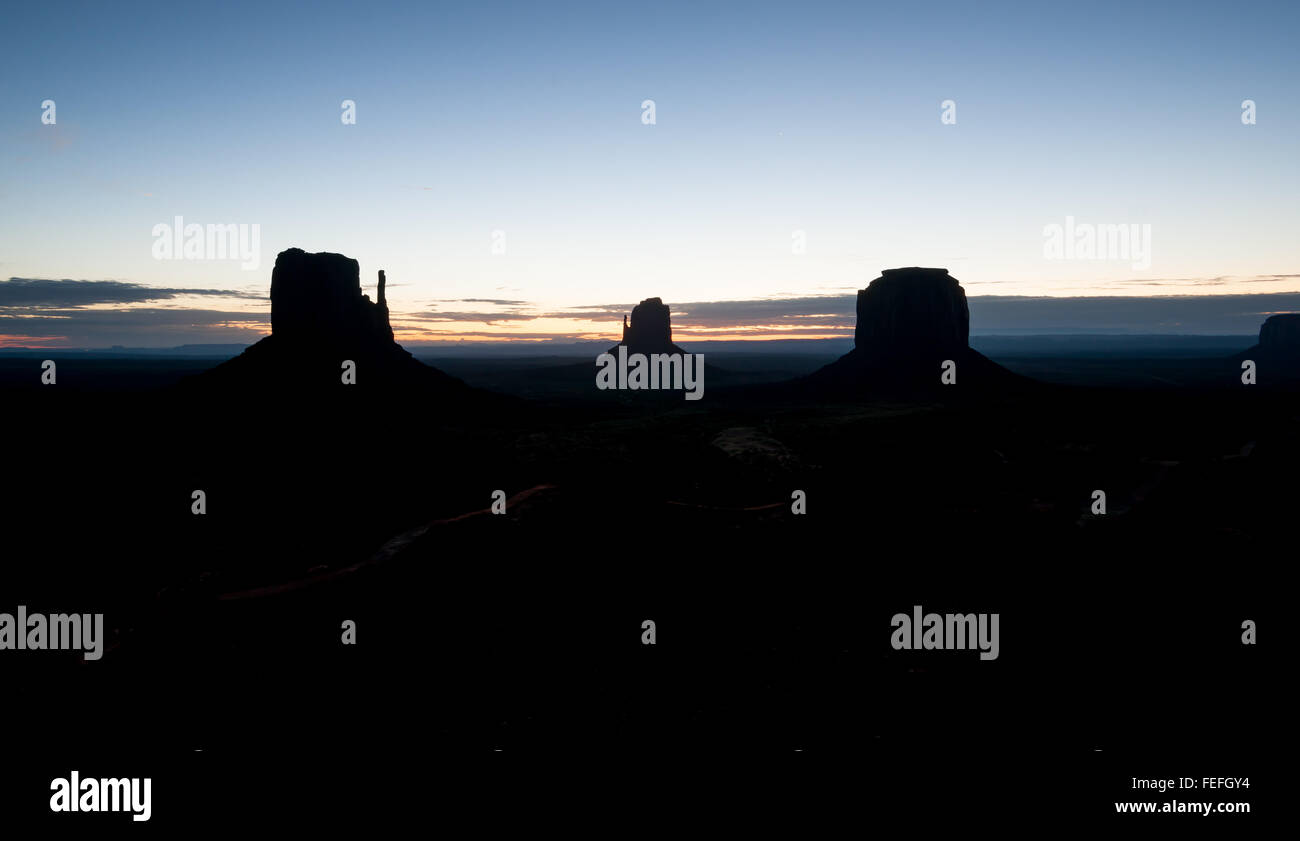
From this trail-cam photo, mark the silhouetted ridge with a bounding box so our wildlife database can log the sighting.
[270,248,393,346]
[610,297,687,355]
[1232,313,1300,384]
[804,267,1027,395]
[189,248,469,393]
[1236,313,1300,360]
[855,267,969,355]
[1258,313,1300,352]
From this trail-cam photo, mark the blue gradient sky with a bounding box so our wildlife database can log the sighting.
[2,0,1298,345]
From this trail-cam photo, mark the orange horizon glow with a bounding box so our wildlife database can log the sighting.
[0,335,69,348]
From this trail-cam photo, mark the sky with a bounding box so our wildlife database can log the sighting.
[2,0,1298,347]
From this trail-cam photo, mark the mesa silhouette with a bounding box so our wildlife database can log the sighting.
[1233,313,1300,386]
[609,297,688,356]
[803,267,1029,396]
[189,248,471,393]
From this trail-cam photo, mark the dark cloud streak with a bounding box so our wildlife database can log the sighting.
[0,278,264,308]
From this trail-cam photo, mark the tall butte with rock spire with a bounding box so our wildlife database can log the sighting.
[804,267,1026,394]
[610,297,688,356]
[192,247,469,393]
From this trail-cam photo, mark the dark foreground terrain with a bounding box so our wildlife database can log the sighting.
[0,348,1283,820]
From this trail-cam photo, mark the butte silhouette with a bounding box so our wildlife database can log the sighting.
[190,248,471,394]
[803,267,1027,395]
[609,297,688,356]
[1233,313,1300,385]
